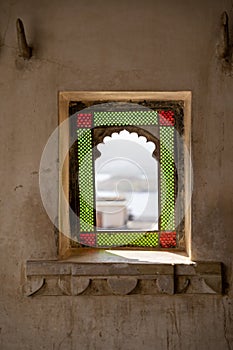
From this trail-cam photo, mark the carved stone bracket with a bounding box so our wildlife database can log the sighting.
[107,277,138,295]
[58,276,90,296]
[24,276,45,296]
[156,275,174,295]
[175,263,222,294]
[24,260,222,296]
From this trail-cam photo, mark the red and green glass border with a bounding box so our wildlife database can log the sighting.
[76,109,177,248]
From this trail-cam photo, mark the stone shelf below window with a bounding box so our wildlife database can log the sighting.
[24,250,222,296]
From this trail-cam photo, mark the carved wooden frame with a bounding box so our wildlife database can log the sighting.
[58,91,192,259]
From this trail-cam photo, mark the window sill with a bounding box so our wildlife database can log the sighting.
[24,250,222,296]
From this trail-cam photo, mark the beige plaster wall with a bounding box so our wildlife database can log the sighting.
[0,0,233,349]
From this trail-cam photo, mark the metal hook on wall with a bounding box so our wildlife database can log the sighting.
[219,12,230,60]
[217,11,231,63]
[16,18,32,59]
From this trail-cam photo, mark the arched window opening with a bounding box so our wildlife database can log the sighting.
[95,130,159,231]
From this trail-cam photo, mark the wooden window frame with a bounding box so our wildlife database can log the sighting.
[58,91,192,259]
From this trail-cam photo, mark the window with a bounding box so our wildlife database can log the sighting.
[58,91,192,258]
[26,91,222,297]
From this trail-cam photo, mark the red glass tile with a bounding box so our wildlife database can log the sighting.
[158,110,175,126]
[77,113,92,128]
[79,233,96,246]
[160,231,176,248]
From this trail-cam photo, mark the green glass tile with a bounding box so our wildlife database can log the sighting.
[77,129,95,232]
[94,110,157,127]
[97,232,159,247]
[160,127,175,230]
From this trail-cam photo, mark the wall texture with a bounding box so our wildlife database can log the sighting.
[0,0,233,349]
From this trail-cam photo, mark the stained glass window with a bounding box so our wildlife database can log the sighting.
[68,100,185,249]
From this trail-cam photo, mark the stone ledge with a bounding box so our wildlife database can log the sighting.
[24,260,223,296]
